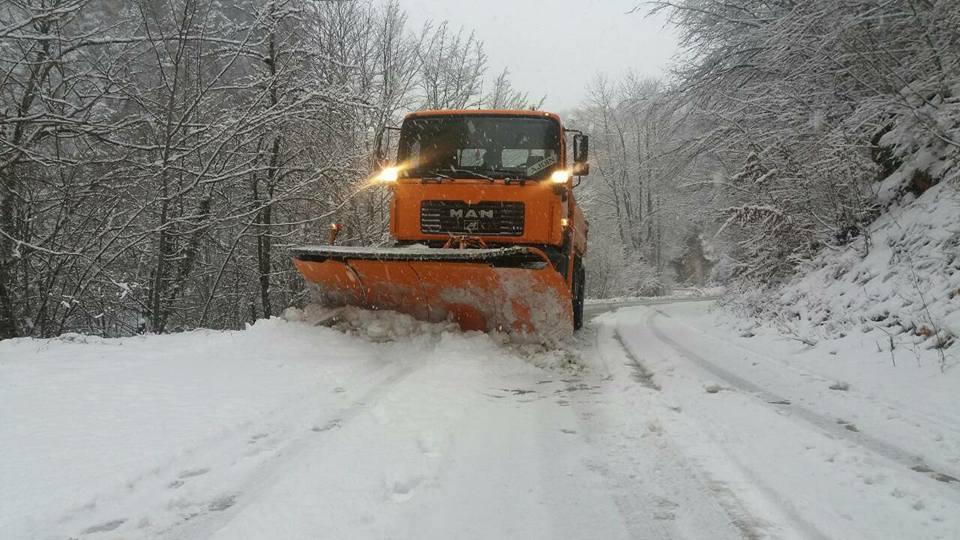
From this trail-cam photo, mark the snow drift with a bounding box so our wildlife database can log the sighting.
[734,181,959,365]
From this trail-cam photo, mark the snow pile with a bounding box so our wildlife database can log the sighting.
[738,182,960,362]
[283,305,460,342]
[283,304,583,372]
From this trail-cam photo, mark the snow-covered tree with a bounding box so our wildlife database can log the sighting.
[643,0,959,284]
[483,68,544,110]
[571,74,720,296]
[0,0,528,337]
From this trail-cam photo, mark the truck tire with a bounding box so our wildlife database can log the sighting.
[573,257,585,331]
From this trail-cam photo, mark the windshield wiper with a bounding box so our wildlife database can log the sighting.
[484,168,532,183]
[452,168,495,181]
[419,167,510,182]
[421,167,491,181]
[420,169,454,182]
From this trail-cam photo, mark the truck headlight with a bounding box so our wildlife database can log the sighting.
[374,166,400,182]
[550,170,572,184]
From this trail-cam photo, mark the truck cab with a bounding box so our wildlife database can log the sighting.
[377,110,589,292]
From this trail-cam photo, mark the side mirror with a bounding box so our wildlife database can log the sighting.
[375,125,402,167]
[573,134,589,176]
[374,129,387,166]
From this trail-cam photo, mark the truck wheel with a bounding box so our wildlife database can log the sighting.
[573,257,585,331]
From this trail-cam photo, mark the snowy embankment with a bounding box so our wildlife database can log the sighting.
[741,182,960,368]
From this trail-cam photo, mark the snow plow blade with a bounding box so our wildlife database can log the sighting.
[290,245,573,340]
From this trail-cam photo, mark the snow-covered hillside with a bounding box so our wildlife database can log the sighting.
[3,302,959,539]
[732,182,959,371]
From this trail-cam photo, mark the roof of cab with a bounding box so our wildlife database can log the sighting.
[405,109,562,125]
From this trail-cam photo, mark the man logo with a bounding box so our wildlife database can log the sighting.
[449,209,494,219]
[420,201,522,237]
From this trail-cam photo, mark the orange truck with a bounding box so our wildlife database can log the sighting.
[291,109,589,340]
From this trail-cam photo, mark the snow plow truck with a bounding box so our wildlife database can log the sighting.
[291,110,589,340]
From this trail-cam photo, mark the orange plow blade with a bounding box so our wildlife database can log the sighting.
[290,246,573,340]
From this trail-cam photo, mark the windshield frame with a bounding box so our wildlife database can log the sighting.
[395,114,564,181]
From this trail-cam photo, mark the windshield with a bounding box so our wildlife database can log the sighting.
[397,115,561,180]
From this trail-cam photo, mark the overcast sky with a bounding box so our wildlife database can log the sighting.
[397,0,679,112]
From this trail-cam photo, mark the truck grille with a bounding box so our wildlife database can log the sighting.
[420,200,524,236]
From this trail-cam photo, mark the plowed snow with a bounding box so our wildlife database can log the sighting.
[2,301,957,539]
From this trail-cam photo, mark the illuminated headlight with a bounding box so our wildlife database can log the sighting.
[550,170,572,184]
[374,166,400,182]
[560,217,570,228]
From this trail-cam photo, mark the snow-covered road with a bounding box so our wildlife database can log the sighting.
[2,301,958,539]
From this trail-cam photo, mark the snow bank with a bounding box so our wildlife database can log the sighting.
[282,304,584,372]
[283,304,459,342]
[733,182,960,366]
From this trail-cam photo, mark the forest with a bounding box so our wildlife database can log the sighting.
[2,0,958,338]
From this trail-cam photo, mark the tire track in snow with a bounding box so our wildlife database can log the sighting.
[657,306,960,464]
[611,328,660,390]
[646,309,960,495]
[156,359,421,539]
[64,356,421,540]
[650,306,960,480]
[651,305,960,447]
[608,315,833,540]
[584,324,774,540]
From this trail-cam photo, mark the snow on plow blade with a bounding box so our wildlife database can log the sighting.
[290,245,573,340]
